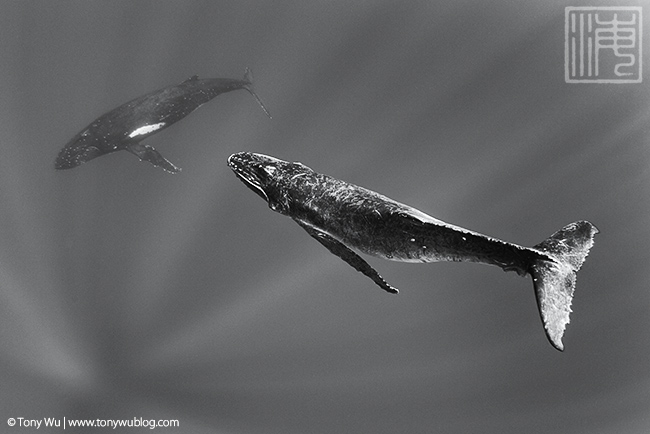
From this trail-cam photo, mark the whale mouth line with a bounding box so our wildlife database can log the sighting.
[228,154,269,202]
[234,170,269,202]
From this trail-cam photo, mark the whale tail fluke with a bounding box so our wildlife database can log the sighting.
[242,68,271,119]
[528,220,598,351]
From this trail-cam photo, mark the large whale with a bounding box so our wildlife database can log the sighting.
[228,152,598,351]
[56,69,270,173]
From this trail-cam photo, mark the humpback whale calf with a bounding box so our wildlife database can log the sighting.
[56,68,270,173]
[228,152,598,350]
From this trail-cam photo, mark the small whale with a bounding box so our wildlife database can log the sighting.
[56,68,270,173]
[228,152,598,351]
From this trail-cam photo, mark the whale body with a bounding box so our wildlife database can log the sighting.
[228,152,598,351]
[56,69,270,173]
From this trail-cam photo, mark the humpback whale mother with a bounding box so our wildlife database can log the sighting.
[228,152,598,351]
[56,69,270,173]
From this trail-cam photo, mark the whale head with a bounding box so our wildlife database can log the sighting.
[55,130,108,170]
[228,152,312,215]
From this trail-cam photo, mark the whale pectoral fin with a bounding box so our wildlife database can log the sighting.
[295,220,399,294]
[126,143,181,174]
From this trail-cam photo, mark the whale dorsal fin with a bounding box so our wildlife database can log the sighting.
[182,75,199,84]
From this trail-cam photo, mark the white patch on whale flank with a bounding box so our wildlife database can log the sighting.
[128,122,166,138]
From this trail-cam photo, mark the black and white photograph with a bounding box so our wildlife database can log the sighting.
[0,1,648,433]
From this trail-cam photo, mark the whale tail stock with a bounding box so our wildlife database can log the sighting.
[528,220,598,351]
[242,68,271,119]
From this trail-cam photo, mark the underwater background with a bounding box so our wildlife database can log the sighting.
[1,1,649,433]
